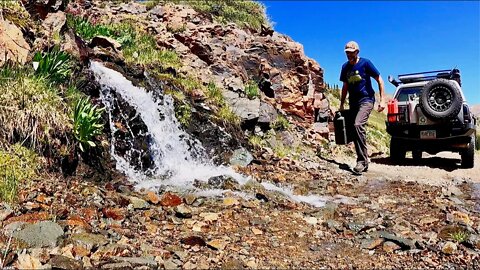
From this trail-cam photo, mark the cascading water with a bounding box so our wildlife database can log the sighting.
[90,61,336,207]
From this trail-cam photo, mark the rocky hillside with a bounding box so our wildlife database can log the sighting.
[0,0,478,269]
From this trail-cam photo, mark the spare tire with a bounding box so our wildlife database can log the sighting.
[420,79,463,120]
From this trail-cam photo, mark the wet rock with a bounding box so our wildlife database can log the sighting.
[230,148,253,167]
[13,221,64,248]
[145,191,160,204]
[127,196,150,210]
[442,241,457,254]
[174,205,192,218]
[160,192,183,207]
[184,194,197,205]
[49,255,84,270]
[207,175,239,190]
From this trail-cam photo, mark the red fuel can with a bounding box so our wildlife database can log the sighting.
[387,99,398,122]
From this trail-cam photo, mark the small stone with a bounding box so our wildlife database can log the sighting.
[102,208,126,221]
[246,259,257,268]
[184,194,197,205]
[145,191,160,204]
[160,192,183,207]
[207,239,227,250]
[350,208,366,215]
[446,211,473,226]
[383,241,401,253]
[181,236,206,246]
[128,196,150,209]
[200,212,219,222]
[223,197,239,206]
[361,238,384,250]
[49,255,83,270]
[442,241,457,254]
[252,228,263,235]
[175,205,192,218]
[101,262,133,270]
[419,217,439,226]
[304,217,317,226]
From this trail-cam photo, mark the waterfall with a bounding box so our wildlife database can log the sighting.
[91,61,336,207]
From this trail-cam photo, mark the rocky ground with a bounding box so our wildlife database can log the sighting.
[0,145,478,269]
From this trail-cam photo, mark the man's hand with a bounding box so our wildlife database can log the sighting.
[377,100,385,112]
[339,103,344,111]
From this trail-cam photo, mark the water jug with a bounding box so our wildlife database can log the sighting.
[334,111,348,145]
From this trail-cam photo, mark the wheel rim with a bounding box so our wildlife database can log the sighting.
[428,86,452,112]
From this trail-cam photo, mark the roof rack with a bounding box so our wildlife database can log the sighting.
[388,68,460,86]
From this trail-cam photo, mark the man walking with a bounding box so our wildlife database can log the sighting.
[339,41,385,174]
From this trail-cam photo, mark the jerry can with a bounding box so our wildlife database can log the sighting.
[387,99,398,122]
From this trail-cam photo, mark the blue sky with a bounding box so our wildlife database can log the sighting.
[262,1,480,105]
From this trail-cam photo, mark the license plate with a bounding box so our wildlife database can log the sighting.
[420,130,436,139]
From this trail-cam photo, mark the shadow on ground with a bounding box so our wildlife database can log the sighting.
[370,156,461,172]
[319,156,353,173]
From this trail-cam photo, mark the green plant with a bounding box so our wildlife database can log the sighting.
[1,0,31,29]
[206,81,225,105]
[67,15,113,40]
[449,230,470,243]
[72,97,105,152]
[32,47,72,84]
[217,105,240,126]
[271,115,290,131]
[248,135,264,149]
[0,67,69,151]
[245,80,260,100]
[175,103,192,126]
[183,0,270,31]
[0,144,38,203]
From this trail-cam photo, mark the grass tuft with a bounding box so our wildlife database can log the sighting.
[0,144,39,203]
[0,66,69,151]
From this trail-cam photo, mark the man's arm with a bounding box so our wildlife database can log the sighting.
[374,75,385,112]
[339,82,348,111]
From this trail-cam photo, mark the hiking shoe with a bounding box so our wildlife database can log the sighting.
[353,163,368,173]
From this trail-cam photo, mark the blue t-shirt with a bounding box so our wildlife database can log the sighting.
[339,57,380,106]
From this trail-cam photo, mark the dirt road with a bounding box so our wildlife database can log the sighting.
[332,151,480,186]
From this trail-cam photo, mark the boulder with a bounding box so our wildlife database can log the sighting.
[0,20,30,67]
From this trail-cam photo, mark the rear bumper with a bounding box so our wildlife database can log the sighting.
[386,122,475,152]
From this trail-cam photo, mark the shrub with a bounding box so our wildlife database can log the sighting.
[33,47,72,84]
[217,105,240,126]
[271,115,290,131]
[72,97,105,152]
[0,66,69,151]
[1,0,32,29]
[245,80,260,100]
[206,81,225,105]
[0,144,38,203]
[449,230,470,243]
[248,135,264,149]
[67,15,113,40]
